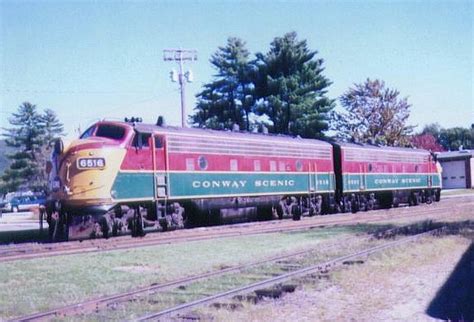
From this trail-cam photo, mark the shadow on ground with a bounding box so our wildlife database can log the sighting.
[359,220,474,239]
[426,242,474,321]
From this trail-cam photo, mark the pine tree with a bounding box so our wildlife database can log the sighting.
[333,79,414,146]
[192,37,256,131]
[41,109,64,146]
[254,32,334,139]
[2,102,45,191]
[2,103,64,192]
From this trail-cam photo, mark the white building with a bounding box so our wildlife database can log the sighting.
[436,150,474,189]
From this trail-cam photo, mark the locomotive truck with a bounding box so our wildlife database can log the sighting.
[45,119,441,241]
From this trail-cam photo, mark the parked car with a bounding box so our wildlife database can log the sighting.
[0,198,8,216]
[3,195,46,213]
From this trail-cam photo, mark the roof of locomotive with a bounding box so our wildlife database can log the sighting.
[124,121,333,147]
[333,141,431,155]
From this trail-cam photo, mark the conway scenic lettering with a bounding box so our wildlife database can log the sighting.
[191,179,296,189]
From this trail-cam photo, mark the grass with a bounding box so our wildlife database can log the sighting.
[0,226,355,319]
[1,199,472,320]
[67,234,386,321]
[203,234,472,322]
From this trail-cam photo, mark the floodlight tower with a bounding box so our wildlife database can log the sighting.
[163,49,197,127]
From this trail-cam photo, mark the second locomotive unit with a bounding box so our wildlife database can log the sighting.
[45,118,441,240]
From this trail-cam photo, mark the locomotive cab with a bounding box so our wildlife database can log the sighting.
[46,121,136,240]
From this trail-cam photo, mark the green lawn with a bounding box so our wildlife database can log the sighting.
[0,226,355,319]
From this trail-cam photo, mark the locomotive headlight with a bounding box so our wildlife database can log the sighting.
[110,189,117,199]
[77,157,106,170]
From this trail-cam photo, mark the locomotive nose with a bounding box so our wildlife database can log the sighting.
[54,139,127,208]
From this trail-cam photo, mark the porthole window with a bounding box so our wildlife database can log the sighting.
[295,160,303,171]
[198,156,208,170]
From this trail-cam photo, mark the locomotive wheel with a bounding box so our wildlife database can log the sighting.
[276,204,284,220]
[136,213,145,236]
[410,193,419,206]
[131,207,145,237]
[52,211,68,242]
[343,197,352,213]
[291,205,301,221]
[366,201,373,211]
[358,196,367,211]
[425,194,433,204]
[392,197,399,208]
[160,217,169,232]
[351,196,359,213]
[99,217,109,239]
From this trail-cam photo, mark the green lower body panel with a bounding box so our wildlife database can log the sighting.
[343,173,441,192]
[169,172,334,198]
[111,172,154,200]
[111,171,335,200]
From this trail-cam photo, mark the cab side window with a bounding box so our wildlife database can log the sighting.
[155,137,163,149]
[132,132,151,149]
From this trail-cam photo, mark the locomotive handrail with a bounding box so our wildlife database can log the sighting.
[65,162,71,183]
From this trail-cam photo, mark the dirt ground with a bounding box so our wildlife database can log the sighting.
[208,234,473,321]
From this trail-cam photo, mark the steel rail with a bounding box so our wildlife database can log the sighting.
[137,227,443,321]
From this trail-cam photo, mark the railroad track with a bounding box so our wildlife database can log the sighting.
[136,227,444,321]
[10,234,365,321]
[11,225,445,321]
[0,196,472,263]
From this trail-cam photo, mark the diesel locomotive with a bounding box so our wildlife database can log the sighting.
[45,119,441,240]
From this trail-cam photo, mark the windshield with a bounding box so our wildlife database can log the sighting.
[80,125,96,139]
[95,124,126,140]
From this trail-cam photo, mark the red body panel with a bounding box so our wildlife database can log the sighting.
[340,147,438,175]
[120,129,334,174]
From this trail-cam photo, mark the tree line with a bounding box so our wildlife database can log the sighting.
[1,31,472,194]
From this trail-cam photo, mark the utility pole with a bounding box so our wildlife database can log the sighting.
[163,49,197,127]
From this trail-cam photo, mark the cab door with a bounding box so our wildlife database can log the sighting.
[152,135,168,199]
[427,156,433,188]
[359,164,367,191]
[309,163,318,192]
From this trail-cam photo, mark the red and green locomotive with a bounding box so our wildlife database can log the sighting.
[45,119,441,240]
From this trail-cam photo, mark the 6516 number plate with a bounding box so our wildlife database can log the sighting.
[77,158,106,169]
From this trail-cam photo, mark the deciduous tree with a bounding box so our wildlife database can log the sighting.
[333,78,414,146]
[410,133,444,152]
[439,127,473,151]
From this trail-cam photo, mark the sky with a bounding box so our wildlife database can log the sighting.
[0,0,472,140]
